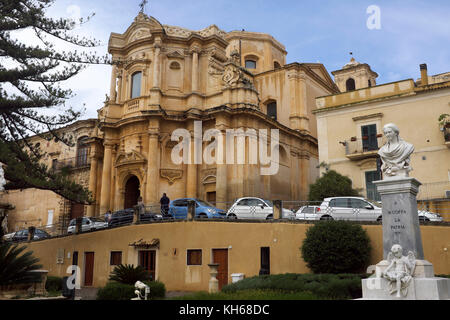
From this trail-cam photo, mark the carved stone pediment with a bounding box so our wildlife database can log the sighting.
[222,63,254,89]
[115,150,147,168]
[166,50,185,59]
[128,28,151,43]
[202,168,217,185]
[160,169,183,185]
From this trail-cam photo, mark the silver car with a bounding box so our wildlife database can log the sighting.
[295,206,322,220]
[226,197,295,220]
[67,217,109,234]
[319,197,444,222]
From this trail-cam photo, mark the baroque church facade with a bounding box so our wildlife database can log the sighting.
[86,12,339,216]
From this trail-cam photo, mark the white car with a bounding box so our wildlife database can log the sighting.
[67,217,109,234]
[319,197,383,222]
[295,206,321,220]
[318,197,444,222]
[2,232,16,241]
[226,197,295,220]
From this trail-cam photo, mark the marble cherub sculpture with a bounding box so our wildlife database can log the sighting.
[382,244,416,298]
[378,123,414,178]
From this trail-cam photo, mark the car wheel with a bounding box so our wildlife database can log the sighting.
[320,215,333,221]
[227,214,237,220]
[266,215,273,220]
[198,214,208,219]
[377,216,382,222]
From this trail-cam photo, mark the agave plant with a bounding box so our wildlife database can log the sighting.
[109,264,150,285]
[0,242,43,287]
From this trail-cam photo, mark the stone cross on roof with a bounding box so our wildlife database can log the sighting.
[139,0,148,13]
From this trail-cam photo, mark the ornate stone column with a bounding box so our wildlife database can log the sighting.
[86,150,99,217]
[215,120,228,210]
[99,142,114,214]
[152,41,161,88]
[146,118,160,204]
[191,47,200,92]
[299,151,310,201]
[109,147,117,210]
[117,69,123,103]
[186,121,199,198]
[109,65,117,102]
[288,71,310,134]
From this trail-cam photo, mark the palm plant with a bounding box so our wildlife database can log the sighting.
[0,242,43,287]
[109,264,150,285]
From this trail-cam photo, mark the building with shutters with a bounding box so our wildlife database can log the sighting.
[314,59,450,214]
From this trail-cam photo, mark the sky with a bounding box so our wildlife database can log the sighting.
[20,0,450,120]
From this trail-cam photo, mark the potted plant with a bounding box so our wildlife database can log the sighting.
[438,114,450,129]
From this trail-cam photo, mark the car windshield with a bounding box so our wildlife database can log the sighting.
[196,200,214,207]
[370,200,382,207]
[264,200,273,207]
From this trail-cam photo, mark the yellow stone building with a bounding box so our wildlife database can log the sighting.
[1,120,97,232]
[89,12,338,216]
[1,12,339,230]
[314,60,450,217]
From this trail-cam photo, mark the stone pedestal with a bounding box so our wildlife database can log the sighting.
[187,200,196,221]
[373,177,424,259]
[273,200,282,220]
[361,177,450,300]
[208,264,219,294]
[362,276,450,300]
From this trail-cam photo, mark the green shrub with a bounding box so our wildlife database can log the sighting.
[222,273,366,299]
[108,264,151,285]
[96,280,166,300]
[97,282,135,300]
[308,170,360,202]
[0,242,43,286]
[144,280,166,299]
[45,276,63,292]
[301,221,371,274]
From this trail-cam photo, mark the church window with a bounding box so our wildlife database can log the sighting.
[131,71,142,99]
[267,102,277,121]
[346,78,356,91]
[245,59,257,69]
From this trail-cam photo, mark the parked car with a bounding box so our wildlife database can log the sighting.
[295,206,322,220]
[108,209,163,227]
[168,198,226,219]
[318,197,444,222]
[67,217,109,234]
[318,197,382,222]
[417,210,443,222]
[226,197,295,220]
[11,228,50,242]
[2,232,16,241]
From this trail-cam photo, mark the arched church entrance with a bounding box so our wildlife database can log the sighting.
[124,175,140,209]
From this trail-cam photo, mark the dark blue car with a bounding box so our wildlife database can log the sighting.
[168,198,226,219]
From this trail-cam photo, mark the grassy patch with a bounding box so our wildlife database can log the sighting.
[222,273,366,300]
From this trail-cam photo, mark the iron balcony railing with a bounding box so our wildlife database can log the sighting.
[52,155,91,172]
[343,135,384,157]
